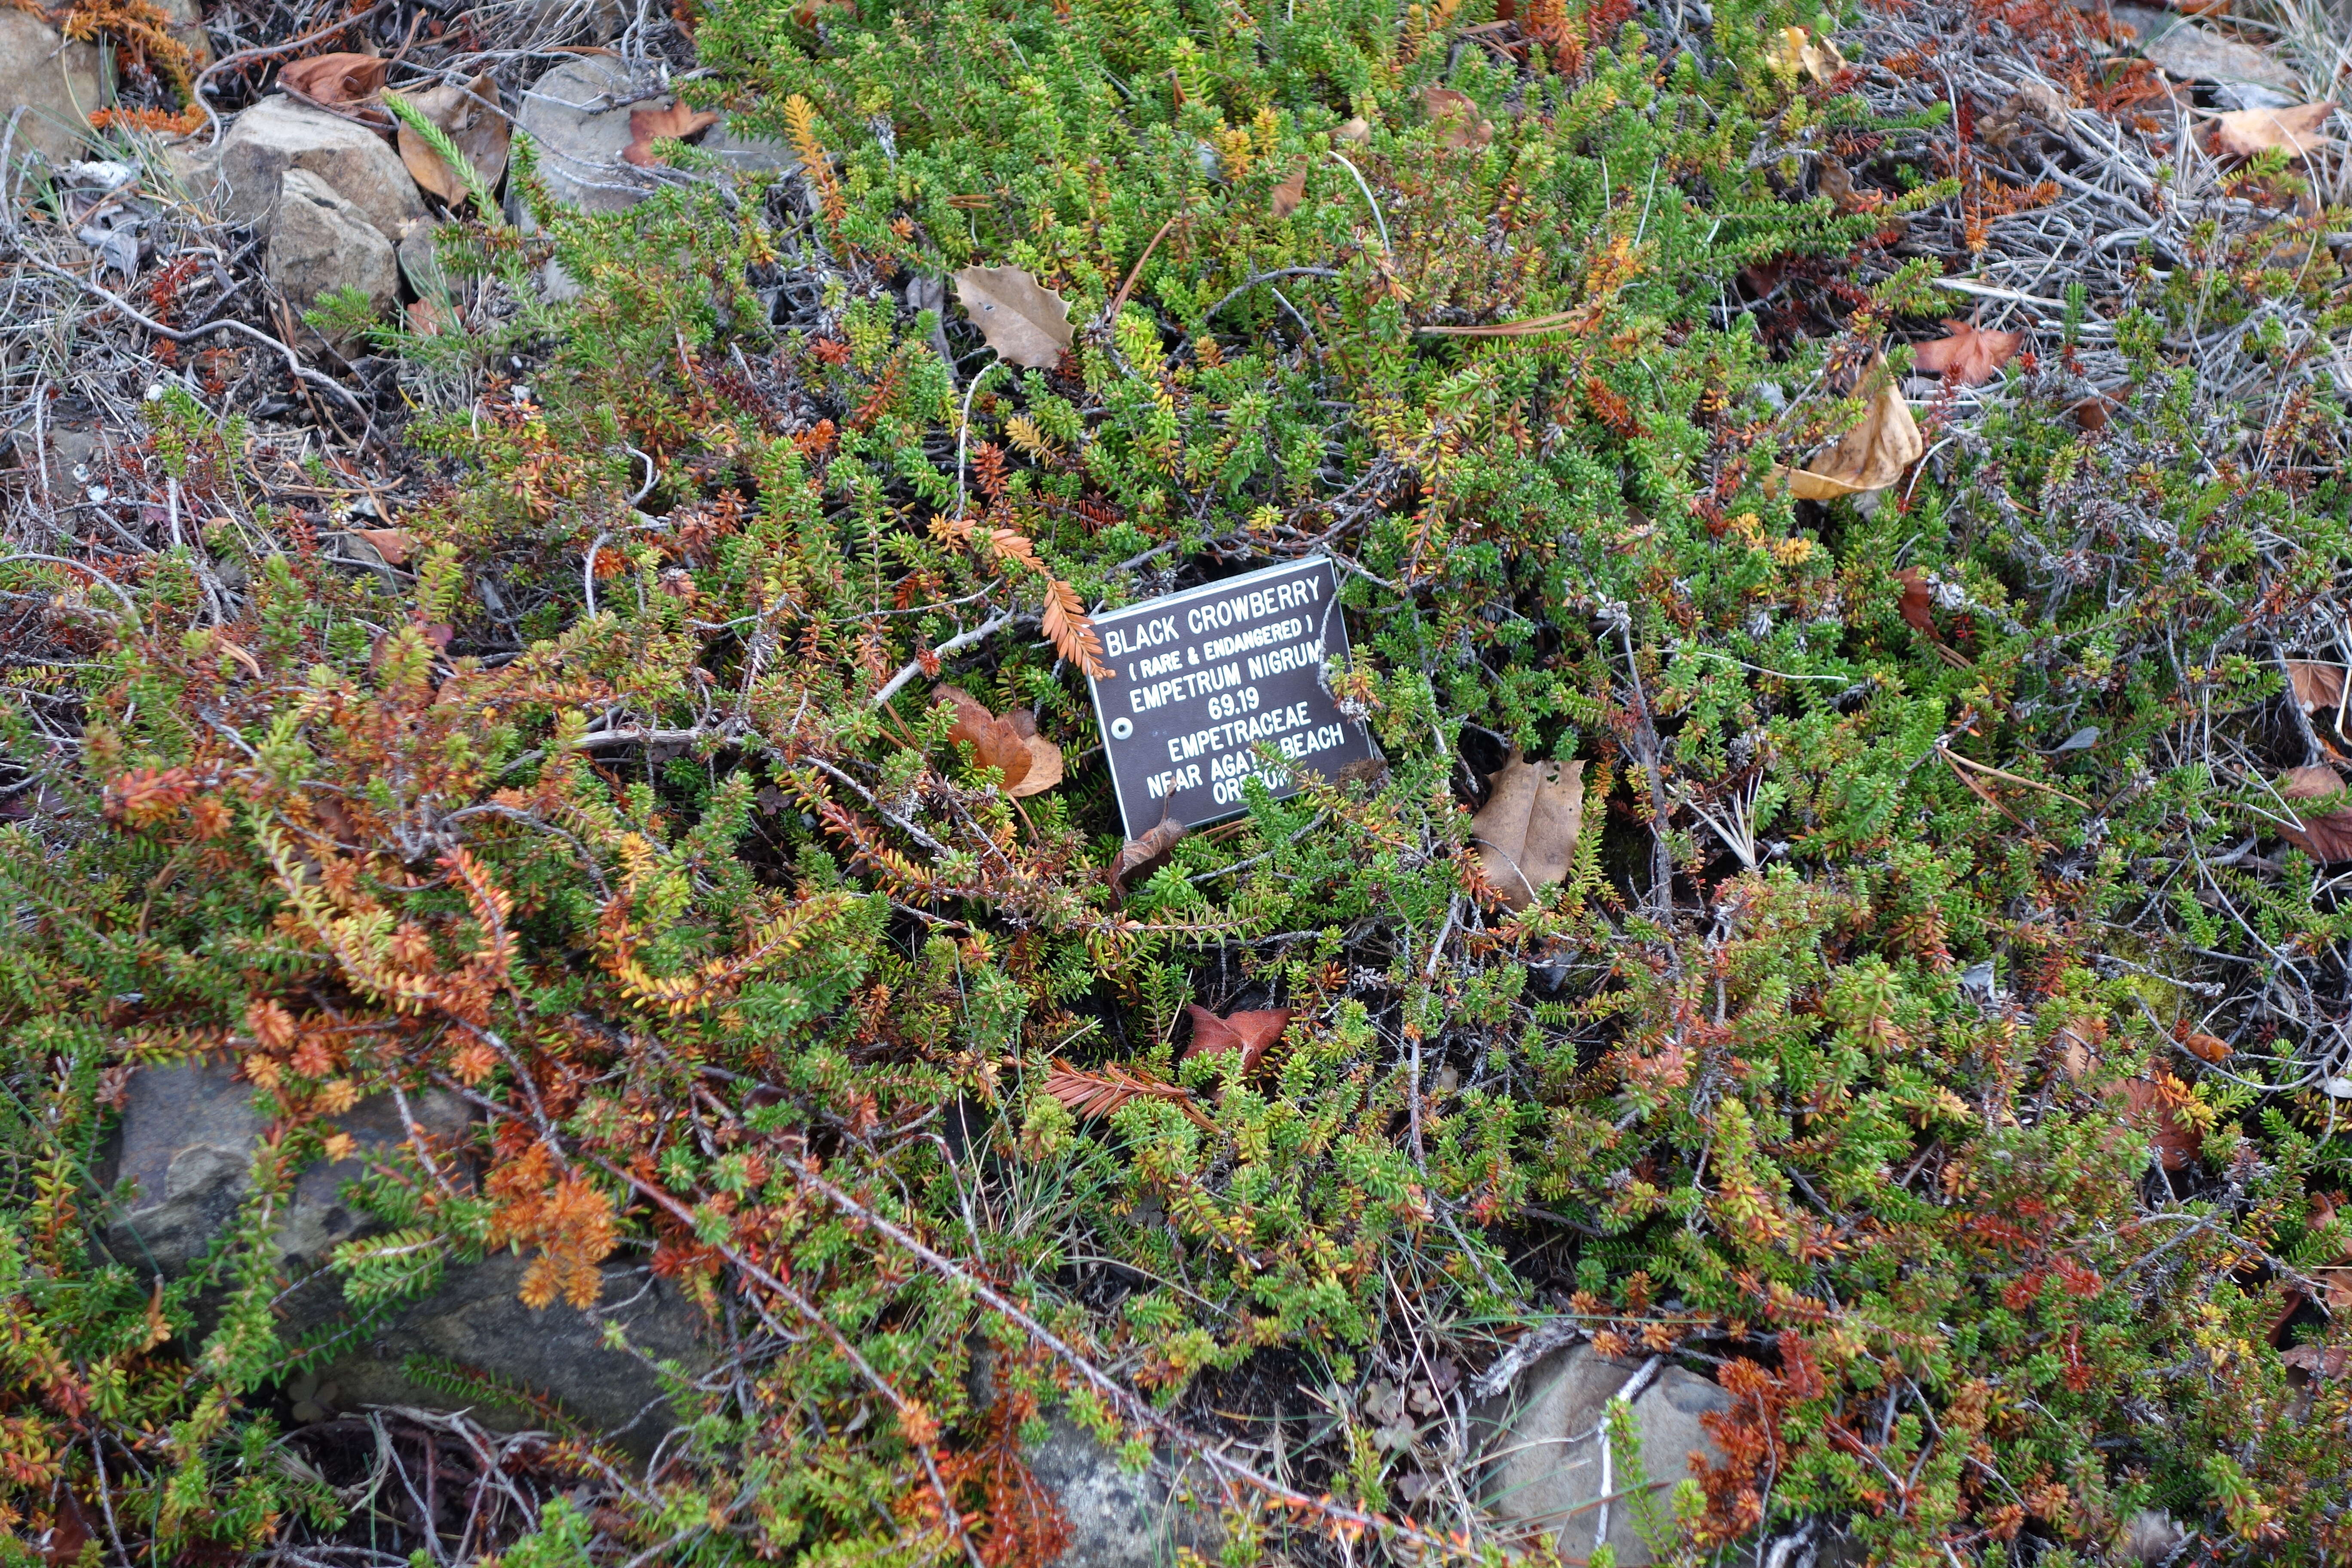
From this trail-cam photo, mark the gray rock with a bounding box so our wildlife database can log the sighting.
[2142,23,2300,93]
[303,1252,705,1449]
[524,0,630,44]
[1479,1343,1731,1567]
[158,0,212,70]
[101,1057,706,1457]
[217,95,426,244]
[1027,1418,1223,1568]
[104,1057,472,1281]
[2099,3,2187,47]
[3,419,101,501]
[517,56,654,213]
[0,10,107,168]
[703,116,799,178]
[266,169,401,335]
[2116,1510,2187,1563]
[397,217,450,298]
[966,1344,1222,1568]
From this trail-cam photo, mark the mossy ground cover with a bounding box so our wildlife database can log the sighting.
[4,0,2352,1562]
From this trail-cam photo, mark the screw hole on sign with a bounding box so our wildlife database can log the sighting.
[1112,717,1133,739]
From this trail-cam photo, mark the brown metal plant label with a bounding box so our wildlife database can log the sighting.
[1084,556,1379,839]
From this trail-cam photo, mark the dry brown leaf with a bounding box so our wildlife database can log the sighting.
[1420,86,1493,150]
[1109,817,1185,900]
[623,98,721,167]
[1470,747,1584,912]
[1779,371,1923,500]
[1894,567,1937,636]
[405,299,455,337]
[2283,765,2346,801]
[1269,158,1309,218]
[1816,161,1877,214]
[2053,1026,2095,1080]
[1979,82,2073,151]
[2122,1075,2199,1171]
[1914,318,2025,387]
[1334,116,1372,145]
[1765,25,1845,81]
[353,527,414,565]
[2280,764,2352,861]
[2283,1342,2350,1379]
[395,74,508,207]
[1182,1004,1292,1072]
[934,683,1061,797]
[1042,1060,1214,1130]
[2210,102,2335,158]
[2288,659,2347,715]
[280,52,388,110]
[2178,1030,2234,1063]
[952,265,1075,369]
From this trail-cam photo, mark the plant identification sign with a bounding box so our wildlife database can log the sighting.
[1085,556,1378,839]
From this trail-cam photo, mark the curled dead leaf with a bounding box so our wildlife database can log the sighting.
[623,98,721,167]
[1914,318,2024,387]
[279,52,387,110]
[1334,116,1372,144]
[1470,747,1584,912]
[2178,1031,2233,1064]
[394,74,509,206]
[1109,817,1185,900]
[934,683,1061,798]
[2209,103,2335,159]
[1765,25,1845,81]
[952,265,1075,369]
[1182,1004,1291,1072]
[1269,158,1309,218]
[1894,567,1937,636]
[1775,368,1923,500]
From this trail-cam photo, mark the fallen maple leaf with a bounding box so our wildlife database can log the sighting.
[2210,102,2335,159]
[622,98,721,167]
[394,74,508,207]
[934,684,1061,798]
[1182,1004,1291,1072]
[279,52,387,110]
[1420,86,1492,150]
[1042,1060,1214,1130]
[1269,158,1309,218]
[1470,747,1584,912]
[952,265,1075,369]
[1109,817,1185,900]
[1913,318,2024,387]
[1779,368,1923,500]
